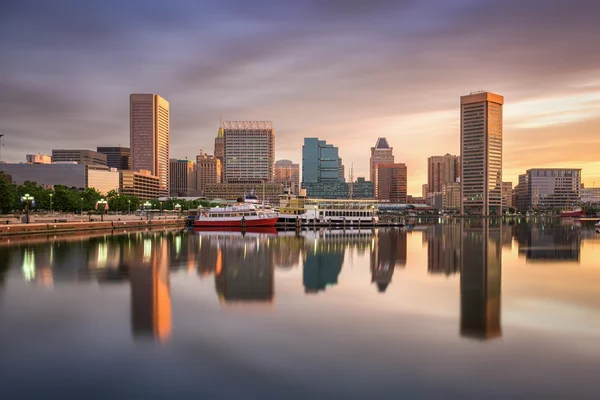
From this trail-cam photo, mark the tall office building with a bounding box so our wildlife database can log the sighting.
[302,138,347,198]
[370,138,394,182]
[196,150,222,196]
[97,146,130,170]
[51,149,107,165]
[223,121,274,184]
[275,159,300,194]
[460,92,504,216]
[130,93,170,197]
[169,159,196,197]
[338,157,345,181]
[375,163,407,203]
[214,126,225,182]
[428,154,460,194]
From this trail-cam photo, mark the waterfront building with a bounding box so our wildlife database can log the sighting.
[338,157,345,181]
[517,174,529,211]
[223,121,274,184]
[375,163,407,203]
[442,182,461,210]
[169,159,196,197]
[97,146,130,170]
[581,187,600,206]
[274,159,300,194]
[427,154,459,194]
[26,154,52,164]
[119,169,161,200]
[422,184,429,200]
[204,182,283,205]
[460,91,504,216]
[51,149,107,166]
[370,138,394,183]
[0,163,119,194]
[302,138,347,199]
[501,182,513,209]
[130,93,170,197]
[518,169,581,210]
[196,150,222,197]
[349,177,374,199]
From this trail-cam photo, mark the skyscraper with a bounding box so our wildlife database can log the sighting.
[460,91,503,216]
[302,138,347,198]
[223,121,274,183]
[274,159,300,194]
[214,126,225,182]
[375,163,407,203]
[97,147,130,170]
[427,154,460,194]
[130,93,170,197]
[370,138,394,182]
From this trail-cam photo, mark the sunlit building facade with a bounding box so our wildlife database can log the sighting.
[130,93,170,196]
[428,153,460,194]
[52,149,107,166]
[370,137,394,184]
[460,92,504,216]
[119,169,161,200]
[519,169,581,210]
[196,150,222,197]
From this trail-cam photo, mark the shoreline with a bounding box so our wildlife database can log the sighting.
[0,219,185,239]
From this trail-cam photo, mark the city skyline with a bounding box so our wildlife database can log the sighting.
[1,1,600,195]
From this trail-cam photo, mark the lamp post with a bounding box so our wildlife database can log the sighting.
[49,193,53,214]
[96,198,108,222]
[21,194,34,224]
[175,203,182,218]
[160,201,163,217]
[143,201,152,220]
[80,197,84,215]
[128,199,131,215]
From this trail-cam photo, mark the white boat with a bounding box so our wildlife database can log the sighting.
[194,203,279,228]
[277,190,379,225]
[595,221,600,228]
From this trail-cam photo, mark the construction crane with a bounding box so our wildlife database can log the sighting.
[0,134,4,161]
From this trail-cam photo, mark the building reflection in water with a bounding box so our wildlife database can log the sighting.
[213,230,275,304]
[128,236,172,342]
[426,223,460,276]
[370,229,406,292]
[516,222,581,263]
[460,219,502,340]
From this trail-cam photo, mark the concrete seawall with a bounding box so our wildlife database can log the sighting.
[0,219,184,238]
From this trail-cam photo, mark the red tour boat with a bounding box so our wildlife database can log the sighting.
[559,207,584,218]
[194,203,279,228]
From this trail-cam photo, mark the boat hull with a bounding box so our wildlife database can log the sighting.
[560,210,584,218]
[194,216,279,228]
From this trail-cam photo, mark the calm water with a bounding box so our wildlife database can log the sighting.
[1,220,600,399]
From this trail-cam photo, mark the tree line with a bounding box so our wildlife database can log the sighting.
[0,174,216,214]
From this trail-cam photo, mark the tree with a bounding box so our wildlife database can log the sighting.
[0,175,17,213]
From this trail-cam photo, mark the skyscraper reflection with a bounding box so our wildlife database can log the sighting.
[214,231,275,304]
[460,219,502,340]
[427,223,460,276]
[129,236,172,342]
[370,229,406,292]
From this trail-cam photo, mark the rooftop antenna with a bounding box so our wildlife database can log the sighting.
[0,134,4,161]
[349,163,354,199]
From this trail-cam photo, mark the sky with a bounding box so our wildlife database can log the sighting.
[1,0,600,195]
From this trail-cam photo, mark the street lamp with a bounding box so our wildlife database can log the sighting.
[174,203,182,218]
[128,199,131,215]
[21,194,35,224]
[143,201,152,220]
[81,197,84,215]
[49,193,53,214]
[96,198,108,222]
[160,201,163,217]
